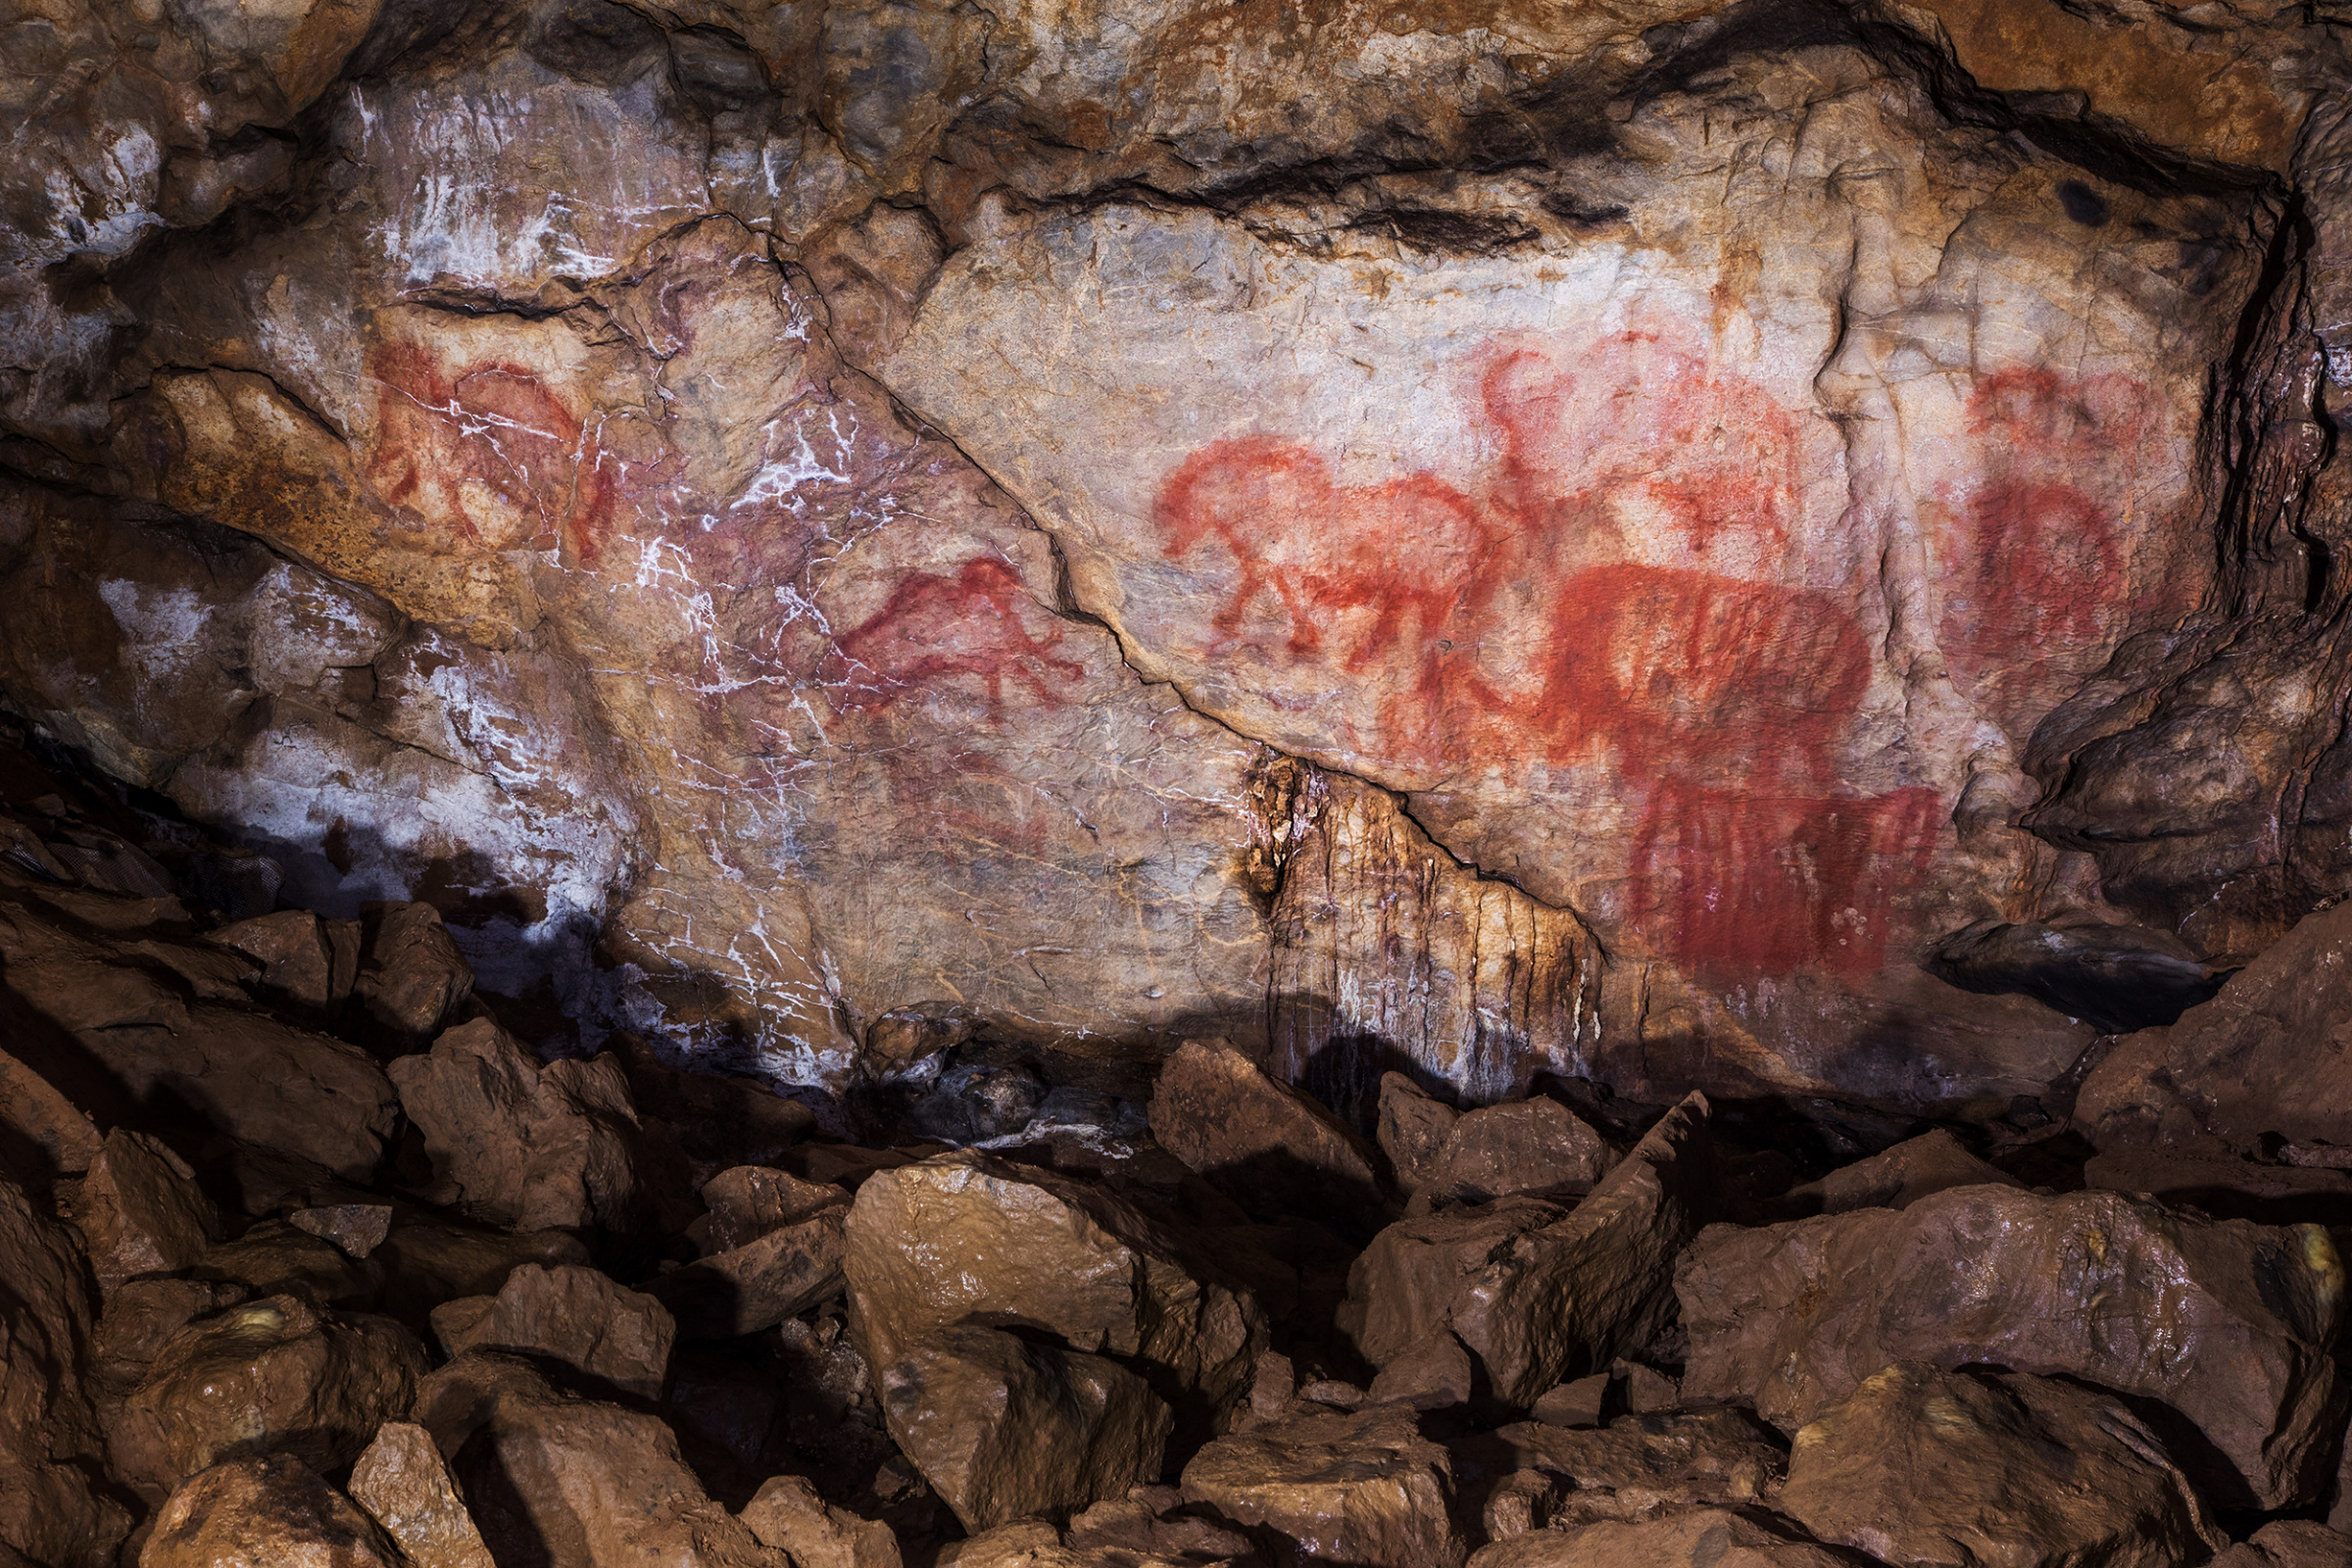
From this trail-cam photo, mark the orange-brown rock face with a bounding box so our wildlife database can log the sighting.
[0,0,2347,1126]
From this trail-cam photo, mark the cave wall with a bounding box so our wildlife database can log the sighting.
[2,0,2347,1111]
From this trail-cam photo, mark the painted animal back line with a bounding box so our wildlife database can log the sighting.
[1152,332,1945,979]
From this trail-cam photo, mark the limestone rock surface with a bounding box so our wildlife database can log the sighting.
[845,1152,1264,1433]
[428,1263,675,1399]
[1777,1362,2226,1568]
[347,1421,497,1568]
[115,1295,428,1495]
[1466,1508,1857,1568]
[1148,1036,1392,1237]
[0,1178,130,1567]
[1678,1187,2345,1508]
[139,1455,404,1568]
[880,1323,1173,1532]
[79,1129,222,1293]
[739,1474,902,1568]
[1180,1403,1465,1568]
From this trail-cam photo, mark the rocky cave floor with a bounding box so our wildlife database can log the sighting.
[7,714,2352,1568]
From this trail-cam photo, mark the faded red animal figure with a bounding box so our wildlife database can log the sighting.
[1154,328,1950,981]
[1153,435,1501,665]
[365,343,614,564]
[1629,782,1945,979]
[1480,338,1800,560]
[829,557,1086,717]
[1936,368,2145,702]
[1533,564,1871,786]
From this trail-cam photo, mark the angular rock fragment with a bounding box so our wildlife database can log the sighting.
[79,1129,222,1292]
[193,1218,383,1308]
[846,1152,1263,1433]
[2217,1522,2352,1568]
[693,1163,849,1254]
[388,1018,648,1234]
[739,1474,902,1568]
[1924,917,2223,1034]
[115,1294,427,1495]
[1452,1408,1787,1533]
[370,1214,592,1323]
[351,901,473,1044]
[0,1178,131,1567]
[2085,1149,2352,1227]
[92,1277,250,1388]
[0,1042,101,1181]
[1181,1403,1464,1568]
[1678,1185,2344,1507]
[881,1323,1173,1532]
[414,1352,791,1568]
[205,909,355,1013]
[1149,1037,1391,1236]
[348,1420,497,1568]
[1378,1072,1460,1198]
[1423,1099,1614,1205]
[1530,1375,1610,1430]
[1779,1363,2225,1568]
[652,1209,847,1338]
[290,1202,396,1258]
[139,1455,403,1568]
[0,906,399,1178]
[1064,1488,1256,1566]
[2075,905,2352,1153]
[1341,1194,1575,1369]
[429,1263,675,1399]
[1341,1097,1715,1406]
[1776,1128,2020,1217]
[1466,1507,1855,1568]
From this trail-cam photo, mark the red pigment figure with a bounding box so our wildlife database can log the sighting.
[829,558,1085,717]
[365,342,613,564]
[1154,329,1945,980]
[1937,368,2136,697]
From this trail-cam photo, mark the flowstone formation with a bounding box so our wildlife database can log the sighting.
[5,0,2346,1119]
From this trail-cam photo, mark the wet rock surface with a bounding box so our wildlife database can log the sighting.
[1678,1186,2346,1508]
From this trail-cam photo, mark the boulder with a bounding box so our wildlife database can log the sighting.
[0,1179,131,1568]
[92,1277,251,1389]
[1775,1129,2021,1217]
[0,1042,101,1181]
[2217,1523,2352,1568]
[651,1209,847,1339]
[290,1202,396,1258]
[429,1263,675,1399]
[846,1152,1263,1434]
[1778,1362,2226,1568]
[0,906,400,1178]
[1451,1409,1787,1534]
[193,1219,384,1309]
[414,1352,792,1568]
[2075,905,2352,1153]
[1678,1185,2344,1508]
[139,1455,403,1568]
[1529,1375,1610,1430]
[2085,1149,2352,1228]
[115,1294,428,1495]
[739,1474,902,1568]
[1422,1099,1614,1205]
[692,1164,850,1254]
[1923,917,2223,1034]
[1148,1037,1391,1236]
[1377,1073,1460,1198]
[1448,1092,1715,1407]
[347,1420,497,1568]
[78,1129,223,1293]
[351,902,473,1044]
[880,1323,1173,1532]
[1180,1403,1464,1568]
[1340,1195,1575,1370]
[1466,1508,1855,1568]
[1064,1489,1256,1566]
[370,1214,593,1324]
[388,1018,648,1234]
[204,909,356,1013]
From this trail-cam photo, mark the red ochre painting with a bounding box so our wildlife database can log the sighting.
[365,342,616,564]
[1153,333,2134,981]
[827,557,1087,718]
